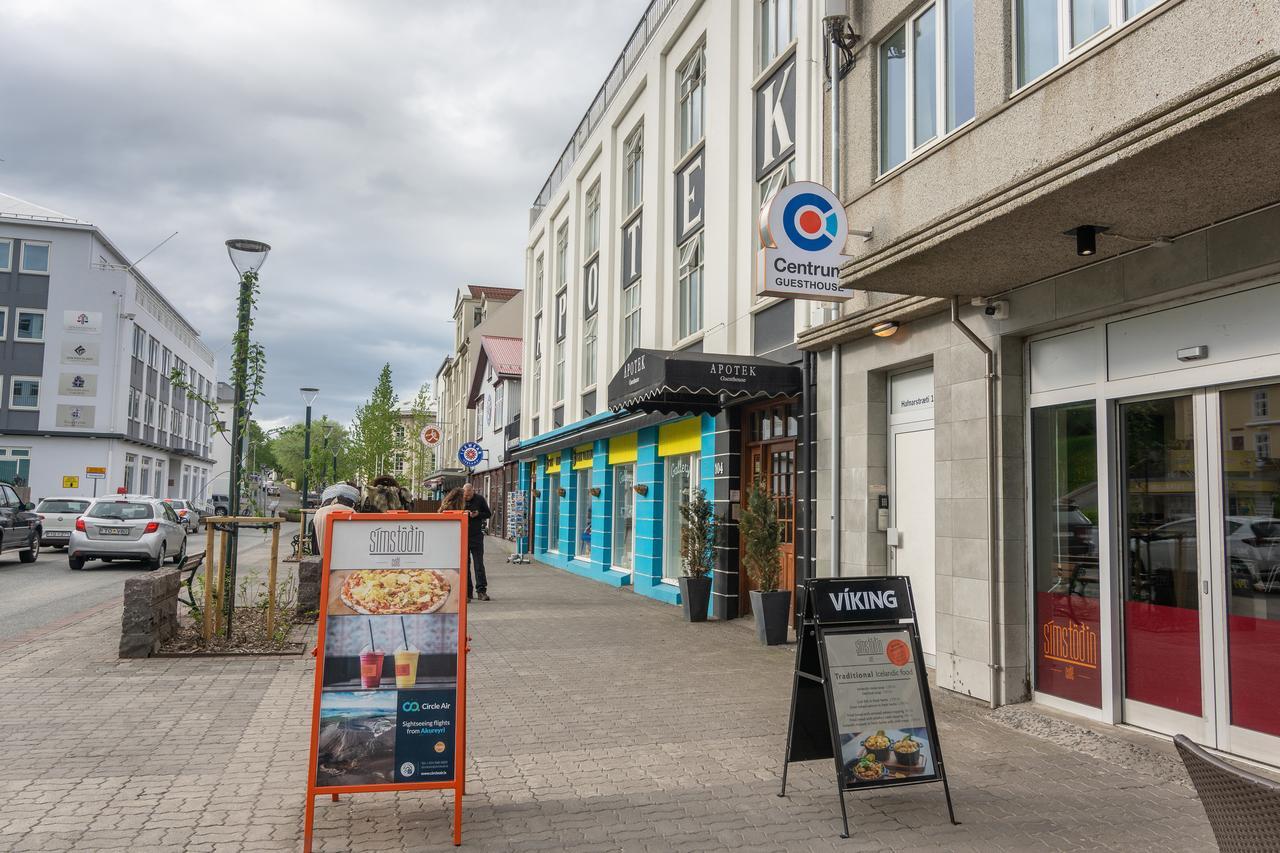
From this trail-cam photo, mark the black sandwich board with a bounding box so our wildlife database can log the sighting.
[779,576,958,837]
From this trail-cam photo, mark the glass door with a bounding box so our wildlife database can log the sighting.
[612,464,635,574]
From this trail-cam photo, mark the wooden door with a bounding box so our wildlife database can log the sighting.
[740,441,797,614]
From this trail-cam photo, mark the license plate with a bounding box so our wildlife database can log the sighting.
[46,531,69,538]
[99,527,130,535]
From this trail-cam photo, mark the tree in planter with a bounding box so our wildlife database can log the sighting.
[677,486,717,622]
[740,479,781,591]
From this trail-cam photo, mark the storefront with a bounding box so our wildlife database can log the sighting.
[514,349,802,618]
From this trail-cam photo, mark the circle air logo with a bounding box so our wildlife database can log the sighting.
[400,761,416,778]
[781,191,839,252]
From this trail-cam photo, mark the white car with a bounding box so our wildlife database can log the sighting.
[68,496,188,571]
[36,497,92,549]
[163,498,203,533]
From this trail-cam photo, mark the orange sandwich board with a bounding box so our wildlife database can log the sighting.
[303,510,469,851]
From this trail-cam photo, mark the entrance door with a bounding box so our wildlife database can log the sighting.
[739,401,799,616]
[891,427,936,661]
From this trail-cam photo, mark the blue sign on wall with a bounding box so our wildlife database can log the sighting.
[458,442,484,468]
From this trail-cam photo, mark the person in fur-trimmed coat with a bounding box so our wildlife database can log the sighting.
[360,474,413,513]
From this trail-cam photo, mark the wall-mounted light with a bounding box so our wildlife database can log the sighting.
[1066,225,1108,256]
[872,321,899,338]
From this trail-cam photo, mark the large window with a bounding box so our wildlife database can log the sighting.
[582,316,597,386]
[676,233,703,340]
[554,339,565,402]
[612,463,635,571]
[0,239,10,272]
[10,377,39,410]
[0,307,7,340]
[555,223,569,288]
[1017,0,1166,88]
[663,453,700,581]
[584,182,600,257]
[19,241,50,274]
[534,253,545,306]
[0,448,31,485]
[880,0,974,173]
[622,282,641,355]
[575,468,592,558]
[623,126,643,214]
[677,46,706,157]
[15,310,44,342]
[133,325,146,359]
[1031,401,1101,707]
[760,0,797,67]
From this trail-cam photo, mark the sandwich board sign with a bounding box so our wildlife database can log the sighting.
[779,576,958,837]
[304,511,470,850]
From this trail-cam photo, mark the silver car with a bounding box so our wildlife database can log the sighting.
[68,496,188,571]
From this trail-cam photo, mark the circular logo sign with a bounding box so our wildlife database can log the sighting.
[458,442,483,467]
[759,181,848,262]
[433,741,447,754]
[399,761,416,778]
[781,191,840,252]
[420,425,441,447]
[885,639,911,667]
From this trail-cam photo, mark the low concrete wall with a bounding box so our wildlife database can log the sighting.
[119,569,180,658]
[297,557,321,620]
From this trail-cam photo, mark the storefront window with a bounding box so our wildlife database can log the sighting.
[575,469,592,558]
[612,463,635,570]
[124,453,138,494]
[546,472,561,553]
[1031,401,1101,707]
[0,448,31,486]
[663,453,699,581]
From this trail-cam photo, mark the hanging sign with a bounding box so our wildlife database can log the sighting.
[420,425,442,448]
[457,442,483,468]
[304,513,469,851]
[779,576,957,837]
[758,181,853,301]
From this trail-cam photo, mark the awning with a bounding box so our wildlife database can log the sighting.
[607,348,802,415]
[509,410,669,462]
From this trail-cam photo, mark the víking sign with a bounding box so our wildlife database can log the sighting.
[758,181,852,301]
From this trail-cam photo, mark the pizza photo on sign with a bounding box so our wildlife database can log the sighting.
[328,569,460,616]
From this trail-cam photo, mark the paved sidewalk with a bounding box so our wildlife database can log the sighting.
[0,538,1217,852]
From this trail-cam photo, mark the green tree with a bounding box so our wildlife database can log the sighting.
[245,420,279,477]
[350,363,400,481]
[740,479,782,592]
[403,382,436,490]
[269,417,353,487]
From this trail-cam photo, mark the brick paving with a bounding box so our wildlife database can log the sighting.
[0,539,1219,852]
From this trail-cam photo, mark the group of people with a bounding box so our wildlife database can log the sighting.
[309,475,492,601]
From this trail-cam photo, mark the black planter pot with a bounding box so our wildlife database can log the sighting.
[680,575,712,622]
[751,589,792,645]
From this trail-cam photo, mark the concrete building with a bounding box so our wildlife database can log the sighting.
[515,0,827,616]
[0,192,218,503]
[466,333,522,538]
[798,0,1280,765]
[392,405,437,494]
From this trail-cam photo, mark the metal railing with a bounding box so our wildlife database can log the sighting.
[530,0,677,214]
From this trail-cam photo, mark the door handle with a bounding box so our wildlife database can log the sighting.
[1203,580,1209,595]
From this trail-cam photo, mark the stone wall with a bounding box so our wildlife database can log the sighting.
[297,557,321,620]
[119,569,180,658]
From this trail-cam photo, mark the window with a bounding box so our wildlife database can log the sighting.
[144,395,155,427]
[677,46,706,157]
[1017,0,1165,88]
[0,307,7,341]
[140,457,152,496]
[575,468,592,558]
[534,253,545,306]
[15,310,44,342]
[880,0,974,173]
[555,224,569,288]
[1231,435,1245,451]
[760,0,797,67]
[584,183,601,258]
[622,282,642,354]
[10,377,39,410]
[124,454,137,493]
[758,158,795,205]
[582,316,597,386]
[623,126,644,214]
[612,463,635,571]
[554,340,565,402]
[162,347,171,376]
[532,315,543,408]
[493,385,504,428]
[663,452,700,581]
[0,448,32,486]
[158,403,168,437]
[676,233,703,340]
[129,388,142,422]
[1257,431,1272,461]
[0,239,10,271]
[547,471,561,553]
[1254,390,1269,418]
[19,241,50,274]
[133,325,147,359]
[148,336,159,369]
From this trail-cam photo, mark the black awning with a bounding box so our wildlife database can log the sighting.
[607,348,802,415]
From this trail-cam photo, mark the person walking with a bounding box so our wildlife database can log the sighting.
[461,482,491,601]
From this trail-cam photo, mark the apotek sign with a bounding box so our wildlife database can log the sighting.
[758,181,852,301]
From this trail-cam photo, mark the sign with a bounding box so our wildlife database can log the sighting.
[780,577,957,837]
[553,288,567,342]
[420,425,442,448]
[457,442,483,469]
[582,257,599,319]
[85,467,107,480]
[62,310,102,335]
[58,372,98,397]
[305,513,468,851]
[62,476,80,489]
[621,212,642,286]
[674,146,705,245]
[55,404,95,429]
[754,52,796,179]
[60,341,100,366]
[758,181,852,301]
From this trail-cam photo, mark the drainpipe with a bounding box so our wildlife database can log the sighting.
[949,297,1002,709]
[826,10,845,579]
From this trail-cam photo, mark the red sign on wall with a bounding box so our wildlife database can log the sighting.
[1035,592,1102,708]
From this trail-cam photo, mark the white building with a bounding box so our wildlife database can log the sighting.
[0,192,218,503]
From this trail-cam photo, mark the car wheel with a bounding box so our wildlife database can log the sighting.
[19,533,39,563]
[171,539,186,565]
[69,557,85,571]
[147,545,164,571]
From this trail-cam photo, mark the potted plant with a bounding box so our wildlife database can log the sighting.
[677,487,715,623]
[741,479,789,645]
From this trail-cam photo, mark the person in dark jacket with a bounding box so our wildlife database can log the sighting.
[461,482,491,600]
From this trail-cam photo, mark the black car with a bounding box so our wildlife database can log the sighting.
[0,481,42,562]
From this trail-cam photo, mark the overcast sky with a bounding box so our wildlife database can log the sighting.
[0,1,646,427]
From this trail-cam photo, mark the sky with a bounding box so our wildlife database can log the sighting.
[0,0,647,427]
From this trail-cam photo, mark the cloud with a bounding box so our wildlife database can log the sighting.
[0,0,646,423]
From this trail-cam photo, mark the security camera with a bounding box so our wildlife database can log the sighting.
[982,300,1009,320]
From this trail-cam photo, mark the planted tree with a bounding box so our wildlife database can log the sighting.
[678,487,716,578]
[740,478,782,592]
[349,363,399,480]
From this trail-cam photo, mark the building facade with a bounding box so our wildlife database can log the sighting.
[798,0,1280,765]
[0,192,218,503]
[517,0,826,616]
[466,334,522,539]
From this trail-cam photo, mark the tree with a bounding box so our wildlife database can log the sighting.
[269,417,353,487]
[740,479,782,592]
[349,363,400,482]
[678,487,716,578]
[402,382,436,490]
[245,420,279,477]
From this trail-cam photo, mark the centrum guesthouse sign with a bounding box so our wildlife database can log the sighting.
[757,181,853,301]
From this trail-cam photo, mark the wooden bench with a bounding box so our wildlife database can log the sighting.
[175,552,207,610]
[1174,734,1280,851]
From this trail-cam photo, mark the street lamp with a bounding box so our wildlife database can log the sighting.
[300,387,319,509]
[222,238,270,639]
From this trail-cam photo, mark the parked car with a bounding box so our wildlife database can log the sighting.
[163,498,203,533]
[210,493,230,516]
[0,481,41,563]
[68,496,187,571]
[265,482,280,496]
[35,496,92,549]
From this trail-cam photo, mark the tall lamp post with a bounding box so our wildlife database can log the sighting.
[223,238,271,638]
[300,387,319,509]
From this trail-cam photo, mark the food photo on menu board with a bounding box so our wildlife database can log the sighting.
[327,568,460,616]
[322,614,459,690]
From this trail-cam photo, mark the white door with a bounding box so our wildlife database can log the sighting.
[892,427,937,661]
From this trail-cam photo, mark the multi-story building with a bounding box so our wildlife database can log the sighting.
[392,405,437,495]
[429,285,520,494]
[0,192,218,502]
[797,0,1280,765]
[515,0,824,617]
[466,333,522,538]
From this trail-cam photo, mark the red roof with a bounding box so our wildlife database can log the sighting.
[467,285,521,301]
[480,335,523,377]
